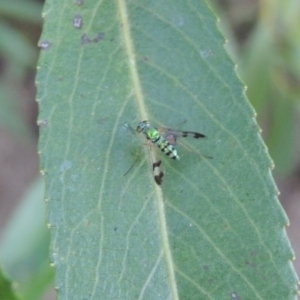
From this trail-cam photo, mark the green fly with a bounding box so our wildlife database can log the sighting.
[136,120,207,186]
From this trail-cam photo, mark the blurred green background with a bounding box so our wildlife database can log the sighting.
[0,0,299,299]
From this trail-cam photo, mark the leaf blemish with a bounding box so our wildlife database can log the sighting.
[231,292,240,300]
[59,160,73,172]
[75,0,84,5]
[93,32,105,43]
[39,40,51,50]
[200,49,213,59]
[73,14,83,29]
[81,33,105,45]
[81,34,90,44]
[37,119,48,127]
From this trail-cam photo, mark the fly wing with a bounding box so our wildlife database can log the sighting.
[147,143,164,186]
[159,127,206,143]
[159,126,212,159]
[152,159,164,186]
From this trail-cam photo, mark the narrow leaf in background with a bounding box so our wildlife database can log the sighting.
[0,268,20,300]
[37,0,299,299]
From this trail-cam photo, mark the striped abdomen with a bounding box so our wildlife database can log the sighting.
[154,136,179,160]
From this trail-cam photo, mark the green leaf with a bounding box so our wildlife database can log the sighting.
[37,0,298,299]
[0,178,53,300]
[266,96,297,177]
[237,0,300,177]
[0,20,37,70]
[0,80,31,137]
[0,0,43,23]
[0,268,20,300]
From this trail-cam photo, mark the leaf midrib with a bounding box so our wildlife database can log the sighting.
[117,0,179,298]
